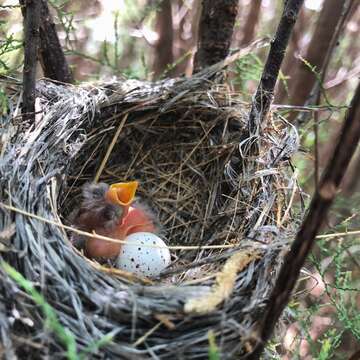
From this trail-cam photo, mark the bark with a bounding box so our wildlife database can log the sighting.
[274,7,306,103]
[193,0,239,73]
[287,0,345,107]
[240,0,262,46]
[342,150,360,195]
[38,0,73,83]
[247,80,360,359]
[152,0,174,78]
[21,0,41,122]
[312,0,357,186]
[248,0,304,134]
[349,349,360,360]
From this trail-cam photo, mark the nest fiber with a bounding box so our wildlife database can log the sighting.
[0,69,300,359]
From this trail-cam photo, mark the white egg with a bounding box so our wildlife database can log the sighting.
[116,232,171,277]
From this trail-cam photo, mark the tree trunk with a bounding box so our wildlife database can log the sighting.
[240,0,262,46]
[193,0,239,73]
[152,0,174,78]
[287,0,345,107]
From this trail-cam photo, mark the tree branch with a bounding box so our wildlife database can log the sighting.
[312,0,356,188]
[38,0,73,83]
[248,0,304,135]
[193,0,239,73]
[247,80,360,359]
[21,0,41,122]
[287,0,345,112]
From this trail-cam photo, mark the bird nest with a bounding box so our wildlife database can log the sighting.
[0,68,301,359]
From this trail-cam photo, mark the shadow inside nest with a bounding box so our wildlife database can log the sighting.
[61,81,292,282]
[0,76,301,359]
[62,94,254,280]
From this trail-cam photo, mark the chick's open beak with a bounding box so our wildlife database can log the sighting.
[105,181,138,206]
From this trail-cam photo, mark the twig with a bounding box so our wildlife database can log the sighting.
[94,113,128,183]
[279,169,298,226]
[0,202,242,251]
[317,229,360,239]
[133,322,162,347]
[246,80,360,359]
[21,0,41,122]
[248,0,304,135]
[312,0,356,189]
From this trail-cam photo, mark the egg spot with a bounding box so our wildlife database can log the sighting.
[131,258,134,262]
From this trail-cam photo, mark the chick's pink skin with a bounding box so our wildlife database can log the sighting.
[121,206,157,236]
[72,183,156,260]
[85,205,156,258]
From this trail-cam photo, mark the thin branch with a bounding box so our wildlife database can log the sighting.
[248,0,304,135]
[247,80,360,359]
[38,0,74,83]
[21,0,41,122]
[287,0,346,115]
[313,0,357,188]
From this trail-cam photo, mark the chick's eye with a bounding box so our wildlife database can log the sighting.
[92,187,105,199]
[102,207,116,221]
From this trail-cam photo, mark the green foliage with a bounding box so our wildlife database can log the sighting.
[317,329,343,360]
[2,262,114,360]
[233,53,263,97]
[49,0,75,48]
[306,234,360,353]
[2,261,78,359]
[208,330,221,360]
[0,87,8,115]
[0,19,22,75]
[160,50,192,79]
[278,69,290,99]
[297,55,334,108]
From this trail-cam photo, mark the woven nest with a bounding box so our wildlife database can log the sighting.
[0,67,301,359]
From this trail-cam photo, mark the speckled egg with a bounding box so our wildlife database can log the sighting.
[116,232,171,277]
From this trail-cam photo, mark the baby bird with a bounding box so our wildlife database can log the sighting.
[71,181,157,260]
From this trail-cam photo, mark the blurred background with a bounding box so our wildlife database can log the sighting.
[1,0,359,358]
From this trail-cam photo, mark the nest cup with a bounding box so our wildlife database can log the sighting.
[0,74,300,359]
